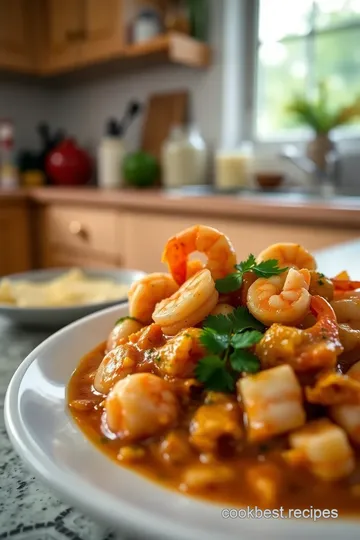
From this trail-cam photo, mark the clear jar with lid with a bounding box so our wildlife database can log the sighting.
[161,125,207,188]
[215,141,254,190]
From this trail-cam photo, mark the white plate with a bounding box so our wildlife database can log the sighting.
[4,303,360,540]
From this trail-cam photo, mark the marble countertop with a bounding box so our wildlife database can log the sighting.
[0,318,129,540]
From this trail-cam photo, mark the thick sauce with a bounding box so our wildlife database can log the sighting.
[68,341,360,516]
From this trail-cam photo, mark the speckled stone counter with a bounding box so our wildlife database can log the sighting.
[0,318,128,540]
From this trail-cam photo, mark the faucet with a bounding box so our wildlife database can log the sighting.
[279,144,341,194]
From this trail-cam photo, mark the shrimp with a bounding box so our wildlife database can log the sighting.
[256,295,343,372]
[128,272,178,325]
[331,297,360,357]
[105,373,179,441]
[331,361,360,446]
[288,419,355,481]
[161,225,237,286]
[106,317,144,352]
[152,268,219,335]
[210,303,234,316]
[94,343,140,394]
[237,364,306,442]
[308,271,334,301]
[331,297,360,330]
[247,267,311,326]
[257,242,317,271]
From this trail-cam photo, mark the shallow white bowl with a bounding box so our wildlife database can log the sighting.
[4,304,359,540]
[0,267,146,329]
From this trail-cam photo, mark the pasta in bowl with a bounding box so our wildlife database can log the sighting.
[68,225,360,518]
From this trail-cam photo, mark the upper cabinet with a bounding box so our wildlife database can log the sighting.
[43,0,84,72]
[0,0,37,72]
[0,0,211,76]
[43,0,124,73]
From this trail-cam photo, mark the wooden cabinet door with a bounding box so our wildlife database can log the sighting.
[43,0,84,72]
[81,0,124,64]
[0,0,34,71]
[0,207,31,276]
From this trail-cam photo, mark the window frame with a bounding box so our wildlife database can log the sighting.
[248,0,360,144]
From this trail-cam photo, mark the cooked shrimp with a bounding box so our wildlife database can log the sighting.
[247,267,311,326]
[331,297,360,330]
[128,272,178,324]
[94,343,140,394]
[185,259,204,280]
[105,373,179,441]
[256,295,343,372]
[152,268,219,335]
[308,271,334,301]
[162,225,237,285]
[257,242,316,270]
[289,419,355,481]
[106,317,144,352]
[331,361,360,446]
[237,364,306,442]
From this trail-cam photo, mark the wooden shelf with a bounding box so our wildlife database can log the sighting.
[124,32,211,68]
[40,32,211,77]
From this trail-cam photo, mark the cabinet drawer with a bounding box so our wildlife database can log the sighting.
[45,205,122,257]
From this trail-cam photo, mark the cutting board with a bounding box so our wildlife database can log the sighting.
[140,90,189,162]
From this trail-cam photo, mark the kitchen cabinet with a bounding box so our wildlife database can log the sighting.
[37,205,124,268]
[43,0,124,73]
[0,0,211,76]
[42,0,84,72]
[123,212,360,273]
[0,205,31,276]
[0,0,36,72]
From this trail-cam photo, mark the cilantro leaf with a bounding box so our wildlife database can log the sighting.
[215,272,243,293]
[200,328,229,354]
[235,253,257,273]
[229,307,265,333]
[230,350,261,373]
[231,330,263,349]
[215,254,287,294]
[115,316,140,326]
[202,313,233,334]
[195,356,234,392]
[252,259,288,278]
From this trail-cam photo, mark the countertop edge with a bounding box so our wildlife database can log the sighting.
[1,187,360,227]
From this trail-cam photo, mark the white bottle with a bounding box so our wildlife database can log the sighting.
[97,120,126,189]
[161,125,208,188]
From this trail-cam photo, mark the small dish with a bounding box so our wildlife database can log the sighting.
[4,303,359,540]
[0,267,145,329]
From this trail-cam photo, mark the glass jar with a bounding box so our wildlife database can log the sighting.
[215,142,253,190]
[161,125,207,188]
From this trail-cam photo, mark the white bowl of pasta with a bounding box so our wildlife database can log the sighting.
[4,226,360,539]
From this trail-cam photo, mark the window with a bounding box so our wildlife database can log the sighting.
[255,0,360,139]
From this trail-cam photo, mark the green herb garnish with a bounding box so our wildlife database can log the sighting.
[115,315,141,326]
[215,254,288,294]
[195,307,264,392]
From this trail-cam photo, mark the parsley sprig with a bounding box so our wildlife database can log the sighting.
[215,254,288,294]
[195,307,265,392]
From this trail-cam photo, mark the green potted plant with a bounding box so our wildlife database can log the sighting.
[286,82,360,171]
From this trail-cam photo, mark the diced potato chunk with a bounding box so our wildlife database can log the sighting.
[189,401,243,453]
[246,462,284,507]
[330,361,360,446]
[157,328,205,378]
[237,364,306,442]
[180,464,234,491]
[289,418,355,481]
